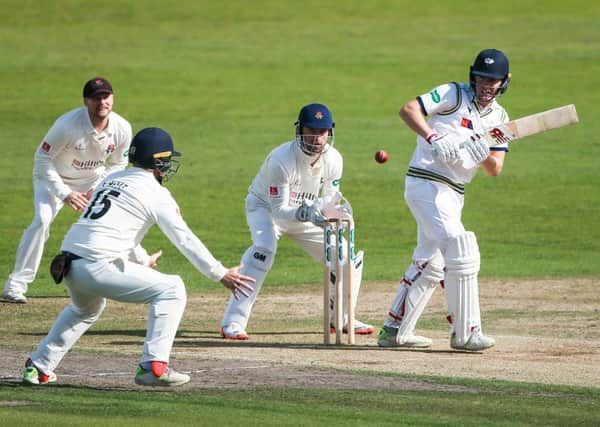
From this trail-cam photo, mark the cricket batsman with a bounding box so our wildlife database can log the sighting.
[378,49,511,351]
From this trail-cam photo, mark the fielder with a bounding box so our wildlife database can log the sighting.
[3,77,132,304]
[220,103,374,339]
[378,49,511,351]
[22,127,255,387]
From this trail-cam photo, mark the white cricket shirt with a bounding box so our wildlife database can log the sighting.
[61,168,228,282]
[409,82,509,185]
[33,106,132,200]
[248,141,343,222]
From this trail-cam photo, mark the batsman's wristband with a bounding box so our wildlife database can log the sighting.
[425,133,439,144]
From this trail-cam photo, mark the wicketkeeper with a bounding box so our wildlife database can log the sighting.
[220,103,374,340]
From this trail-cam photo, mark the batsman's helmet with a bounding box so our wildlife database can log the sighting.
[128,127,181,183]
[470,48,511,94]
[294,103,335,155]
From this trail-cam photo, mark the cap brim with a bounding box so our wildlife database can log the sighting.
[171,150,181,157]
[85,90,113,98]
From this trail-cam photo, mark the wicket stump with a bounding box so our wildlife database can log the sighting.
[323,217,355,345]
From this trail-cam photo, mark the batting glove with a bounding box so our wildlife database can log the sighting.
[295,200,326,227]
[463,134,490,164]
[428,133,460,163]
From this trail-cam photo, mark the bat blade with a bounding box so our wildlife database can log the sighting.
[485,104,579,146]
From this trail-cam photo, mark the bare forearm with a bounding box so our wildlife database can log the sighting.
[399,100,434,139]
[480,151,505,176]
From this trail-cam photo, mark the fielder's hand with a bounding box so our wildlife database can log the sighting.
[220,265,256,300]
[64,191,90,212]
[428,133,460,163]
[463,134,490,164]
[148,250,163,269]
[295,200,326,227]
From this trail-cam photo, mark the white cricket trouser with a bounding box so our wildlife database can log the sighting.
[403,177,484,338]
[30,257,187,374]
[221,195,344,330]
[4,180,65,295]
[404,177,466,261]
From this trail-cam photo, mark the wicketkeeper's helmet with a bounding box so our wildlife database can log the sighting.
[294,103,335,155]
[470,48,511,94]
[128,127,181,183]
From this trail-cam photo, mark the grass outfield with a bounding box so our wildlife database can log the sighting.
[0,1,599,426]
[1,381,599,427]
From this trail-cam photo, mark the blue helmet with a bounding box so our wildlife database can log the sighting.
[128,127,181,183]
[470,49,511,94]
[294,103,335,155]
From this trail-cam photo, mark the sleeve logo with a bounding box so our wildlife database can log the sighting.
[430,89,441,103]
[269,186,279,196]
[41,141,51,153]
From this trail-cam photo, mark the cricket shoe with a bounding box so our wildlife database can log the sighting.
[22,359,56,385]
[2,290,27,304]
[220,323,249,340]
[377,326,432,348]
[450,332,495,351]
[134,362,190,387]
[329,319,375,335]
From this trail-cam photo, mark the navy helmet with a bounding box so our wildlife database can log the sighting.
[294,103,335,155]
[470,49,511,94]
[129,127,181,183]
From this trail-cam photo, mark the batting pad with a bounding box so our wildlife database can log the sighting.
[329,250,364,326]
[443,232,482,346]
[386,255,444,341]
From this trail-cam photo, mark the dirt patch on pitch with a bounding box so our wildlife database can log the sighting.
[1,278,599,391]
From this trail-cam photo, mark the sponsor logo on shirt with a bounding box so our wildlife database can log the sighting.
[332,179,340,187]
[72,159,104,170]
[290,192,317,207]
[460,118,473,129]
[269,186,279,197]
[40,142,51,153]
[105,144,116,154]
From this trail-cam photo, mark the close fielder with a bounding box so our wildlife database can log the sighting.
[220,103,373,339]
[378,49,511,351]
[3,77,132,304]
[22,127,255,387]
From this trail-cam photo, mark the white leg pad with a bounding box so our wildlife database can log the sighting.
[385,254,444,343]
[221,246,274,330]
[330,250,364,326]
[443,232,482,346]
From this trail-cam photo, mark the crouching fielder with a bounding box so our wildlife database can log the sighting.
[220,103,373,340]
[378,49,512,351]
[22,127,254,387]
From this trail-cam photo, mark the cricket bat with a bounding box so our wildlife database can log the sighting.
[484,104,579,146]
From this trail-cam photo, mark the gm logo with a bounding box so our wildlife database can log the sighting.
[253,252,266,262]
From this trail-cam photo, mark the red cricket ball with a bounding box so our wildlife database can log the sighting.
[374,149,389,164]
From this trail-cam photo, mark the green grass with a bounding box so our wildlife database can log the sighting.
[1,378,599,427]
[1,0,599,295]
[0,1,599,425]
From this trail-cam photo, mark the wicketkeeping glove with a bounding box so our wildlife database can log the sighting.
[295,200,326,227]
[428,133,460,163]
[463,134,490,164]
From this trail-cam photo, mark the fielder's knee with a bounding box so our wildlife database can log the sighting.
[242,246,275,272]
[72,298,106,323]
